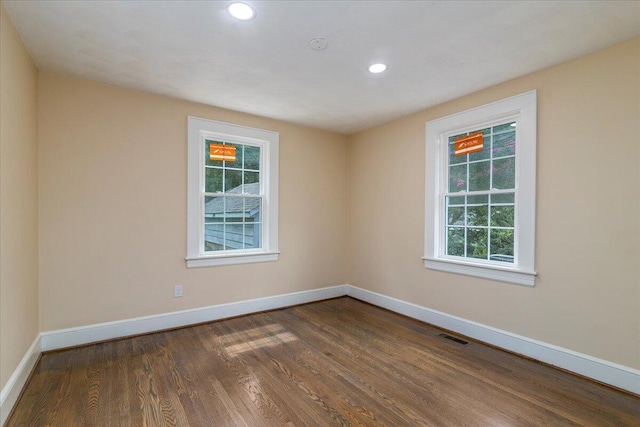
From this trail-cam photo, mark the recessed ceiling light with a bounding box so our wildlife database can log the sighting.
[369,63,387,74]
[228,2,255,20]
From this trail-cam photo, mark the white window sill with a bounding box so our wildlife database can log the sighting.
[186,251,280,268]
[422,257,536,287]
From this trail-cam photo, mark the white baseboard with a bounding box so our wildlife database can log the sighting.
[0,335,41,426]
[346,285,640,395]
[41,284,348,352]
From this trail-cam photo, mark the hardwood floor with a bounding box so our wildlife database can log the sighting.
[7,297,640,426]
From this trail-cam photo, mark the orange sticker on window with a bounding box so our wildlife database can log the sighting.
[209,144,236,162]
[454,132,484,157]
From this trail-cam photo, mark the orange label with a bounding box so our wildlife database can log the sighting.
[209,144,236,162]
[454,132,484,157]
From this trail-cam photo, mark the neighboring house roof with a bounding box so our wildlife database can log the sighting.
[205,183,260,216]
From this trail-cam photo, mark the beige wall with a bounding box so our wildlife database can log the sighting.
[347,38,640,369]
[0,5,39,389]
[38,73,348,331]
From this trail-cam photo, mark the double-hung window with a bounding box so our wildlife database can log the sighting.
[187,117,279,267]
[424,91,537,286]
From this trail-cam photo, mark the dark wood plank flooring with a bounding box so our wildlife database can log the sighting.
[7,297,640,426]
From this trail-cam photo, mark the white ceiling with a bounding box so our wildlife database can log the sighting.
[3,1,639,134]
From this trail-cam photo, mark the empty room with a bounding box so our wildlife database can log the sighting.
[1,1,639,425]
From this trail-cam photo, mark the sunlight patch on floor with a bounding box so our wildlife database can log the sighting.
[220,324,298,356]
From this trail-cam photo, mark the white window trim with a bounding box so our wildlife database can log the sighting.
[424,91,537,286]
[186,117,279,268]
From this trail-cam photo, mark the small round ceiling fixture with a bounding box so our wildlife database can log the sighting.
[369,63,387,74]
[309,38,328,51]
[228,2,255,20]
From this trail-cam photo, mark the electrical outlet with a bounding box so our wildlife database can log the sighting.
[174,285,183,298]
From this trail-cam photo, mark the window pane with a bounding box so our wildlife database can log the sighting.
[244,197,262,222]
[468,128,491,162]
[467,204,488,226]
[469,161,490,191]
[493,131,516,158]
[224,196,244,222]
[468,146,490,162]
[225,169,243,192]
[244,145,260,170]
[493,122,515,134]
[446,227,464,256]
[467,194,488,205]
[244,171,260,194]
[449,164,467,192]
[447,206,465,226]
[491,193,515,204]
[491,205,514,227]
[449,150,466,164]
[493,157,515,189]
[449,196,465,205]
[490,229,514,261]
[449,136,466,165]
[467,228,488,259]
[204,196,224,223]
[205,167,223,193]
[244,223,261,249]
[224,143,243,168]
[205,139,223,167]
[224,224,243,250]
[204,224,224,252]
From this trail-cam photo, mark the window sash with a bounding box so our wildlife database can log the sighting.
[201,194,265,253]
[440,198,517,265]
[199,138,266,256]
[442,121,517,265]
